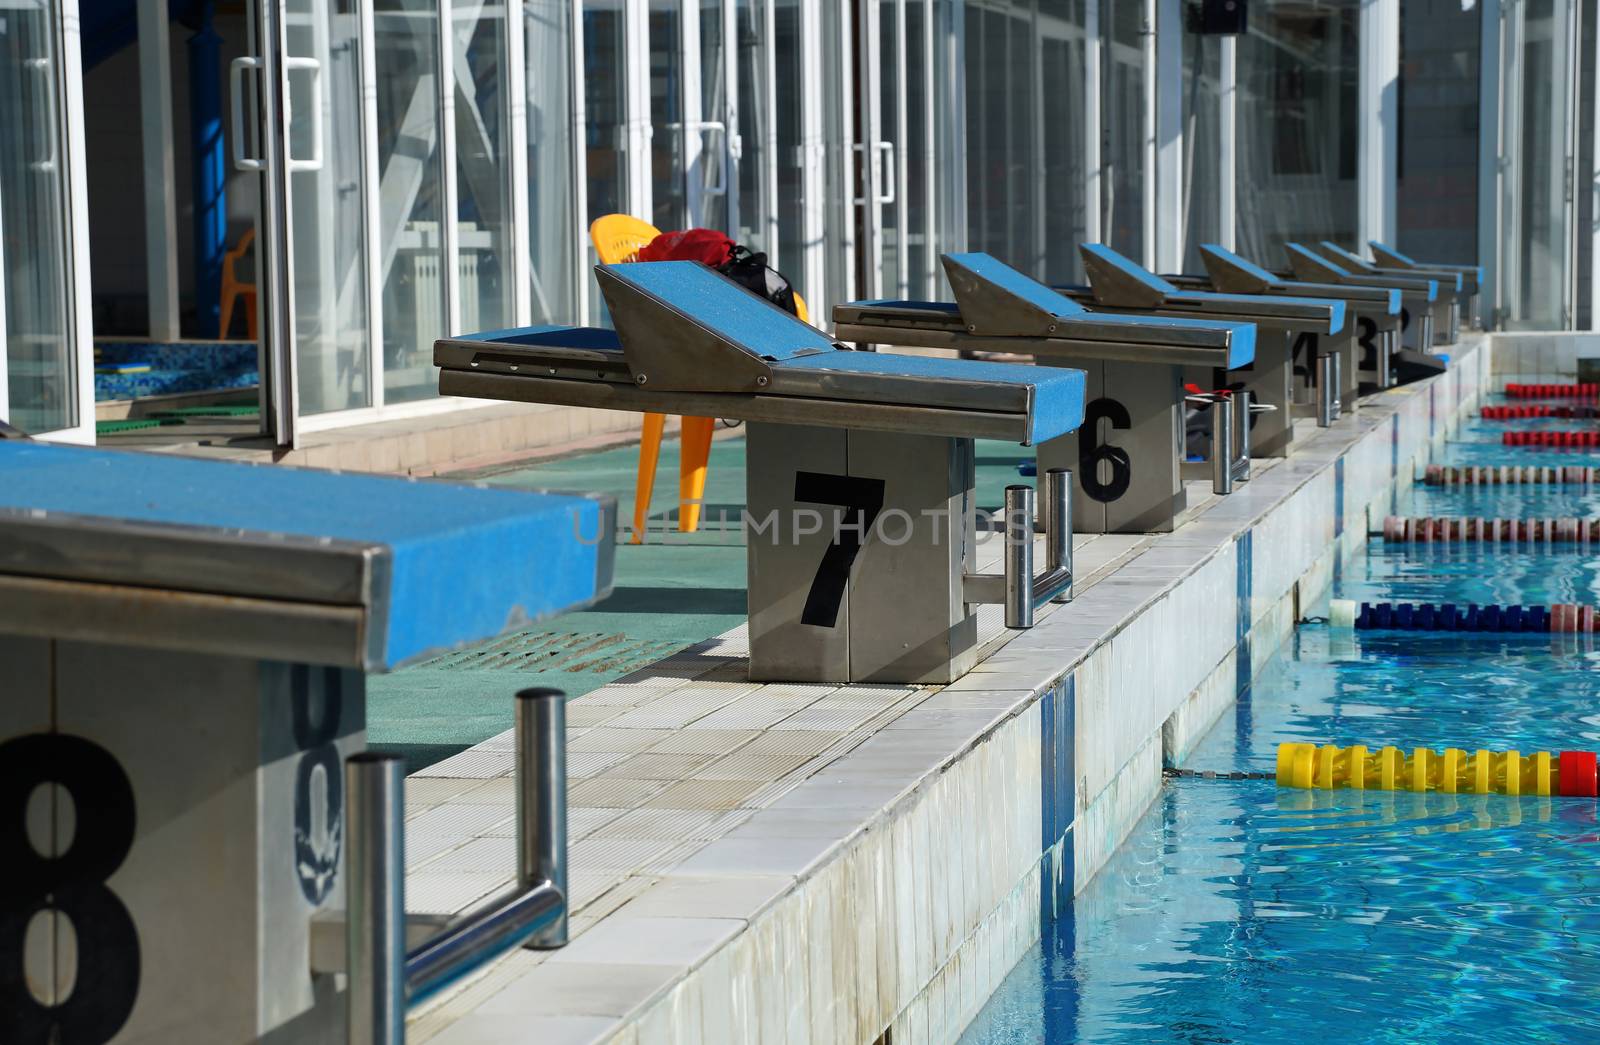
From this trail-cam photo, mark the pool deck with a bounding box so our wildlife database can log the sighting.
[399,334,1494,1045]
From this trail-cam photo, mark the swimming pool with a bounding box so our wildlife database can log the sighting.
[962,407,1600,1043]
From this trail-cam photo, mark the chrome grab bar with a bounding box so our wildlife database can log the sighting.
[1318,352,1342,426]
[346,689,569,1044]
[1185,390,1268,496]
[964,468,1074,629]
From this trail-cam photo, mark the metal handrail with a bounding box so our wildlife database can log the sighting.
[346,689,569,1044]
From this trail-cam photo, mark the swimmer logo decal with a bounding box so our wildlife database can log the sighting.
[291,666,344,905]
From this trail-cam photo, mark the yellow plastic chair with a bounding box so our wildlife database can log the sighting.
[219,229,259,340]
[588,214,808,544]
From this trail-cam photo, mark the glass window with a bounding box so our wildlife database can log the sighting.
[699,0,728,231]
[527,0,580,325]
[1,0,75,433]
[1395,0,1479,266]
[962,0,1085,285]
[453,0,515,333]
[1040,0,1087,284]
[735,0,770,251]
[583,0,627,223]
[289,0,372,416]
[905,0,934,297]
[1499,0,1574,329]
[1236,0,1359,264]
[1181,27,1222,273]
[963,4,1035,272]
[649,0,686,229]
[880,0,902,290]
[1102,0,1144,260]
[375,0,447,405]
[774,0,803,283]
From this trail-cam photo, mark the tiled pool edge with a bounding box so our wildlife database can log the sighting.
[416,337,1489,1045]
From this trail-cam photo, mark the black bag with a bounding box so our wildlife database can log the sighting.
[718,246,799,317]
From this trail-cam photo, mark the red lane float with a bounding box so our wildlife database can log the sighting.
[1502,430,1600,447]
[1481,404,1600,419]
[1505,383,1600,399]
[1559,751,1600,798]
[1423,464,1600,485]
[1381,515,1600,545]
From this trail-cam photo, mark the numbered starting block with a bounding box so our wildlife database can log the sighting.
[437,260,1085,685]
[0,441,614,1042]
[1285,242,1443,354]
[832,252,1257,534]
[1315,240,1469,346]
[1046,243,1340,458]
[1186,243,1403,405]
[1368,240,1482,333]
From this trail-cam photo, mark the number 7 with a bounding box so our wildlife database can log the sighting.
[793,471,886,628]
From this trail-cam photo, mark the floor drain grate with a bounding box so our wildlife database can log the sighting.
[417,630,685,674]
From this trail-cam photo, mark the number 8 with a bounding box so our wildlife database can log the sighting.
[0,733,141,1044]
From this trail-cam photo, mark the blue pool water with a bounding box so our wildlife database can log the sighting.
[963,408,1600,1043]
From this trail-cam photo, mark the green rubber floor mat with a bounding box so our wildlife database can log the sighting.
[95,417,183,435]
[149,405,261,419]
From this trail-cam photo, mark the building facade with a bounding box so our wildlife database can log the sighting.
[0,0,1589,445]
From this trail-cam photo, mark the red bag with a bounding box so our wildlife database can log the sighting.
[636,228,735,267]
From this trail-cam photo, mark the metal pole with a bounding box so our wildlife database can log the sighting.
[1233,390,1252,479]
[1044,468,1073,602]
[347,753,406,1045]
[1211,401,1234,495]
[517,688,568,948]
[1003,485,1035,628]
[1318,353,1338,426]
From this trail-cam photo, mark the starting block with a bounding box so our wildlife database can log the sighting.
[1287,242,1444,353]
[0,441,615,1041]
[1367,240,1482,336]
[1050,243,1342,457]
[1312,240,1466,347]
[437,260,1085,685]
[832,252,1258,534]
[1189,243,1402,404]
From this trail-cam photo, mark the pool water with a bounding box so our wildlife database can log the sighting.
[962,408,1600,1043]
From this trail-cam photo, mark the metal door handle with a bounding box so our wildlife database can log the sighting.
[230,57,265,171]
[877,141,895,204]
[695,121,727,196]
[285,56,324,173]
[25,58,57,172]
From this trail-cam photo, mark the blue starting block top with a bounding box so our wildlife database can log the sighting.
[1080,243,1181,297]
[0,442,613,670]
[781,350,1086,444]
[1321,241,1462,293]
[601,260,836,360]
[1081,243,1346,335]
[924,252,1259,369]
[1200,244,1279,286]
[944,252,1093,318]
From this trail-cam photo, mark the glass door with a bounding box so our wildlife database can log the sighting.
[236,0,376,444]
[286,0,374,415]
[0,0,91,441]
[853,0,893,300]
[734,0,776,254]
[649,0,746,237]
[1100,0,1143,260]
[1497,0,1578,330]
